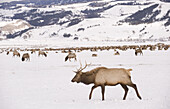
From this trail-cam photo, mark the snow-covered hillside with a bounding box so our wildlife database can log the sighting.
[0,19,32,39]
[0,0,22,3]
[0,0,170,46]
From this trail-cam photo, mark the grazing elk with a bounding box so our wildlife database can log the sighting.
[114,51,120,55]
[71,62,142,100]
[65,52,77,62]
[90,48,97,52]
[13,50,20,57]
[0,49,4,54]
[6,51,10,55]
[31,49,36,54]
[22,53,30,61]
[92,54,97,57]
[149,45,156,51]
[38,50,47,57]
[156,43,164,50]
[164,45,169,50]
[135,49,143,56]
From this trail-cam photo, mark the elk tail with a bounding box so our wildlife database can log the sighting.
[65,55,68,61]
[127,69,132,72]
[126,69,132,76]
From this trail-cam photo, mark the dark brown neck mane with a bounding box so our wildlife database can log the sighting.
[80,67,107,85]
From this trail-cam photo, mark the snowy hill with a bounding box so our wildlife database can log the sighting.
[0,0,170,46]
[0,19,32,39]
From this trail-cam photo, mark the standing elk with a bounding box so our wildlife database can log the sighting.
[38,50,47,57]
[13,50,20,57]
[65,52,77,62]
[22,53,30,61]
[71,62,142,100]
[135,49,143,56]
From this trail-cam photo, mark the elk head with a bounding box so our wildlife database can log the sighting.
[71,61,91,83]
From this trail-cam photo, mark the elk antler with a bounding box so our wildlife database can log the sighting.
[75,61,91,73]
[79,61,91,72]
[79,60,82,70]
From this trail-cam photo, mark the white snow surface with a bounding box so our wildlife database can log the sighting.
[0,46,170,109]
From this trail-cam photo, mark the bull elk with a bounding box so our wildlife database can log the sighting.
[71,62,142,100]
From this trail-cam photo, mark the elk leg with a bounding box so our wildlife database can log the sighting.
[120,84,129,100]
[89,85,98,100]
[129,84,142,100]
[101,85,105,101]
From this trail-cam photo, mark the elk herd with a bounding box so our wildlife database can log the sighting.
[1,43,169,62]
[2,48,48,61]
[0,43,169,101]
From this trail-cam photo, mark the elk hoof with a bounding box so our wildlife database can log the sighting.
[138,96,142,100]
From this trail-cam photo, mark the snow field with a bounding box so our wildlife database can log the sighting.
[0,47,170,109]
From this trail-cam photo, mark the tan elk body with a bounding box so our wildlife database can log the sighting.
[71,63,142,100]
[95,68,132,86]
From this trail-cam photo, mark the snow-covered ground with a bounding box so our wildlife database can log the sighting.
[0,47,170,109]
